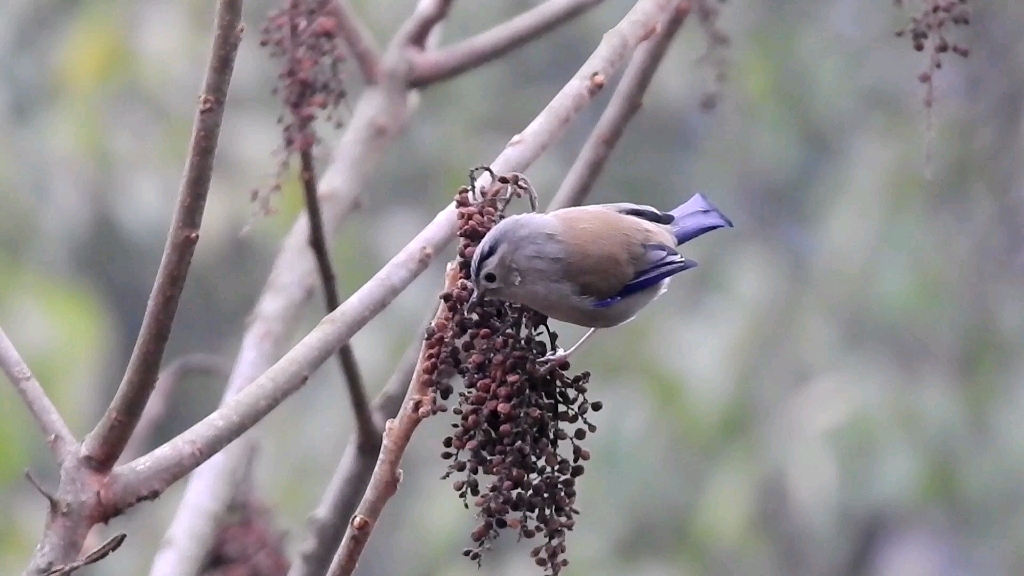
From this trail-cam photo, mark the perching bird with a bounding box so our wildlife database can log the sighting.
[469,193,733,364]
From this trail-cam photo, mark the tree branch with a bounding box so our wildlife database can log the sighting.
[81,0,244,472]
[289,336,420,576]
[300,149,376,449]
[409,0,605,88]
[333,0,382,84]
[550,0,692,211]
[0,326,75,464]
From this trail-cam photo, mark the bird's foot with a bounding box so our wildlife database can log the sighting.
[536,348,571,372]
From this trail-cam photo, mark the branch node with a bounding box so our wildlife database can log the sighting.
[350,514,370,531]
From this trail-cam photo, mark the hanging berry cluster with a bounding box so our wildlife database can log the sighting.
[894,0,971,110]
[255,0,349,214]
[421,168,604,575]
[694,0,731,111]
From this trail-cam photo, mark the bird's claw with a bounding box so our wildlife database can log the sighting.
[536,348,569,370]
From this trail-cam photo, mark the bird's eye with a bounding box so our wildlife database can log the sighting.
[483,272,497,284]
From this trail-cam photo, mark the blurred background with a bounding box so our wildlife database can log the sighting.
[2,0,1022,574]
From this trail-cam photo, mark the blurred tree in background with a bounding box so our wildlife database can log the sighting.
[2,0,1022,575]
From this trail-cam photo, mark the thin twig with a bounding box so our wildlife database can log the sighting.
[300,149,376,448]
[119,354,229,464]
[82,0,245,472]
[409,0,605,87]
[333,0,382,84]
[0,326,75,464]
[108,0,674,513]
[290,337,420,576]
[550,0,692,211]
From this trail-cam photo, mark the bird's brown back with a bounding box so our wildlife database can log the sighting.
[550,207,676,301]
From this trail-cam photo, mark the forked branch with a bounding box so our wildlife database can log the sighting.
[82,0,245,471]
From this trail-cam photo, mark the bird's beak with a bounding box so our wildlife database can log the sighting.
[468,286,484,312]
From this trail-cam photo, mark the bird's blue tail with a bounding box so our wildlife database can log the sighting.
[668,193,734,245]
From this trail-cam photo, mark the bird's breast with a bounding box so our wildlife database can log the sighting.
[505,278,671,328]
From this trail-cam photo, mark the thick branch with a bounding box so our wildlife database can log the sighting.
[289,337,420,576]
[0,326,75,464]
[82,0,244,471]
[109,0,673,510]
[333,0,382,84]
[300,150,376,448]
[409,0,605,87]
[550,1,691,210]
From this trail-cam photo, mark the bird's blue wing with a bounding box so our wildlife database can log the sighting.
[592,244,697,308]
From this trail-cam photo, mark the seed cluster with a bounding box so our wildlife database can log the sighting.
[255,0,349,214]
[894,0,971,110]
[695,0,730,111]
[202,495,289,576]
[421,169,603,575]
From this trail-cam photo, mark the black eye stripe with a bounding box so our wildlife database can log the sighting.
[479,242,497,265]
[472,241,499,281]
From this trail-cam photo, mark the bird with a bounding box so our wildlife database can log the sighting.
[468,192,733,365]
